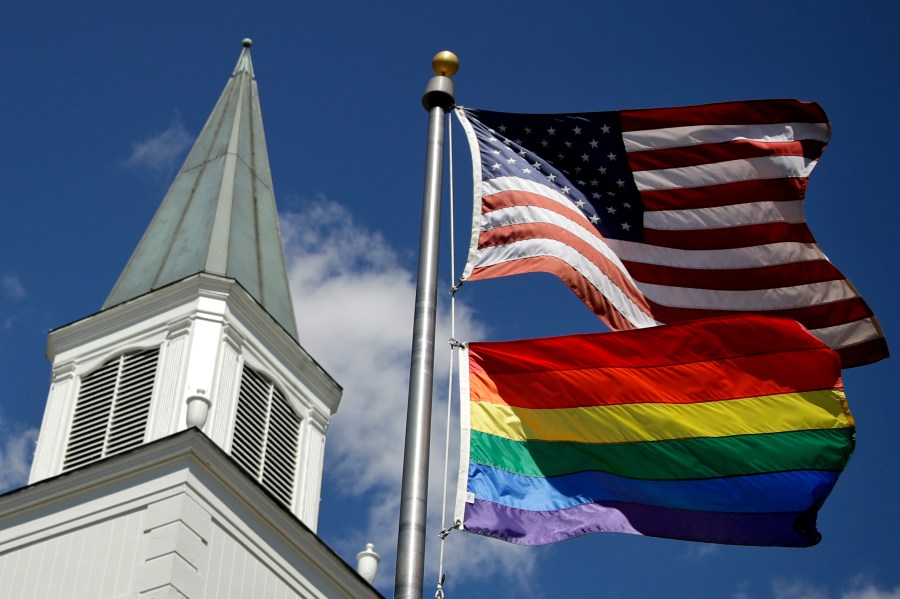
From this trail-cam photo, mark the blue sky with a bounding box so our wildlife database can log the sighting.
[2,2,899,598]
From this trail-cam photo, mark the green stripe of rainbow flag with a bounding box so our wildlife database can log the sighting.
[470,428,854,480]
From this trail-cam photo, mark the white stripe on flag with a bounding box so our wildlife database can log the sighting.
[606,239,829,269]
[809,318,883,350]
[644,200,807,230]
[480,205,631,273]
[633,155,818,191]
[634,279,859,311]
[622,122,830,152]
[482,177,583,218]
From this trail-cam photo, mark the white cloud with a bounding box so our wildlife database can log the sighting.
[0,413,38,492]
[773,579,830,599]
[125,113,193,173]
[732,581,751,599]
[766,577,900,599]
[2,274,26,299]
[841,581,900,599]
[282,197,536,592]
[682,542,720,561]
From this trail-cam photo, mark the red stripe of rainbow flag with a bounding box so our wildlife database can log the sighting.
[455,315,854,546]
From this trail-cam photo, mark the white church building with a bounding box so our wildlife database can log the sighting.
[0,40,383,599]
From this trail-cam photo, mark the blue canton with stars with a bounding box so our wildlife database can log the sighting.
[463,108,643,241]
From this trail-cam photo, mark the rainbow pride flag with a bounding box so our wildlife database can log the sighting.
[454,316,855,547]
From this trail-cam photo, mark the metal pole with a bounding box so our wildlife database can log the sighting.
[394,51,458,599]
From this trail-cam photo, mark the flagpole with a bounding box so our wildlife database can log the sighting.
[394,51,458,599]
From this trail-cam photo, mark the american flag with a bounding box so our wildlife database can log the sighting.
[456,100,887,368]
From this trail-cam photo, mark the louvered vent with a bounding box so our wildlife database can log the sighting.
[64,348,159,471]
[232,366,302,507]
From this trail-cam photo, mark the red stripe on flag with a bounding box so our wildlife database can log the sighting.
[640,178,810,211]
[642,222,817,250]
[469,348,840,409]
[628,139,826,172]
[836,338,891,370]
[468,315,833,374]
[620,99,828,130]
[623,260,846,291]
[643,296,875,331]
[481,188,581,219]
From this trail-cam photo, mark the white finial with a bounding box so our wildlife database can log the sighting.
[356,543,381,584]
[242,38,253,48]
[185,392,211,429]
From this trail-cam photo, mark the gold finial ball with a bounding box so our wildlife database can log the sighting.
[242,38,253,48]
[432,51,459,78]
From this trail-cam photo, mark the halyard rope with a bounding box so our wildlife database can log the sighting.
[435,109,457,599]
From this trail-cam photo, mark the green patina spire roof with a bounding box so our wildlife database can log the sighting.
[104,39,299,340]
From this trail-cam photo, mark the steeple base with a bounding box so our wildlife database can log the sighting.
[3,431,378,598]
[30,273,340,530]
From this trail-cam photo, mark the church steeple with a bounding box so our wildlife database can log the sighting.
[104,39,298,340]
[28,42,339,532]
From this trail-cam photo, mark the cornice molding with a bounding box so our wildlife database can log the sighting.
[50,361,78,384]
[47,274,342,412]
